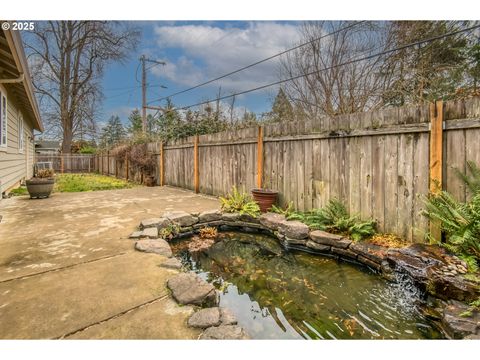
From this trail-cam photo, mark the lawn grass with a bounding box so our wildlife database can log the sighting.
[9,186,29,196]
[54,173,135,192]
[10,173,135,196]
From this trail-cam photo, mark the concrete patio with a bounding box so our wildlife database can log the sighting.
[0,186,219,339]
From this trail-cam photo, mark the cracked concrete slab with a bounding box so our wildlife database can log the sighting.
[0,186,219,339]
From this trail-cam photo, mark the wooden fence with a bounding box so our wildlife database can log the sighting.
[96,97,480,242]
[35,153,96,173]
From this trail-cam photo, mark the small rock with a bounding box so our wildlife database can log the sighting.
[129,231,143,239]
[198,209,222,223]
[199,325,249,340]
[188,307,221,328]
[167,273,219,307]
[141,227,159,239]
[306,240,330,252]
[310,230,352,249]
[259,212,286,231]
[160,257,182,269]
[135,239,172,257]
[278,221,309,239]
[220,308,238,325]
[163,211,198,227]
[140,217,169,229]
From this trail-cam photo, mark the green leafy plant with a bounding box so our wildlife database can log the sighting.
[159,224,180,241]
[220,186,261,217]
[422,190,480,272]
[270,201,295,217]
[281,199,376,241]
[455,160,480,195]
[460,298,480,317]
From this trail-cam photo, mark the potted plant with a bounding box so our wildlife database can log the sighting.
[251,188,278,213]
[26,168,55,199]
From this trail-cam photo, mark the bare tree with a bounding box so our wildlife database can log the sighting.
[24,21,140,152]
[279,21,392,119]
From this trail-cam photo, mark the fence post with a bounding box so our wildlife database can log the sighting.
[107,150,110,176]
[159,142,164,186]
[194,135,199,193]
[60,155,64,174]
[257,125,264,189]
[429,100,444,242]
[125,155,129,181]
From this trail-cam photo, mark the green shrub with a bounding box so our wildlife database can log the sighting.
[274,199,376,241]
[422,190,480,272]
[455,160,480,195]
[220,186,260,218]
[270,201,295,217]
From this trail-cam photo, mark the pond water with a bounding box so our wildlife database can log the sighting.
[171,232,444,339]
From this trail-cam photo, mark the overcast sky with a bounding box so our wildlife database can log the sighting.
[101,21,302,124]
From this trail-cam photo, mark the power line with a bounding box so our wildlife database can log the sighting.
[177,23,480,111]
[147,21,366,105]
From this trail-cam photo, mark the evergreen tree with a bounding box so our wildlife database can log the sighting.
[99,115,126,148]
[270,88,294,121]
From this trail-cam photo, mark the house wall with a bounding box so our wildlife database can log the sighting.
[0,83,35,194]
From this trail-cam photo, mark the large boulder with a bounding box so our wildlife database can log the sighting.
[198,210,222,223]
[278,221,309,239]
[135,239,172,257]
[140,217,170,229]
[188,307,222,328]
[309,230,351,249]
[163,211,198,227]
[199,325,249,340]
[259,213,286,231]
[167,273,219,307]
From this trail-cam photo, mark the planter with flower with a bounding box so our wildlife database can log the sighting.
[26,168,55,199]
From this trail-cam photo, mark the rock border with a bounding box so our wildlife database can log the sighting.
[132,209,480,339]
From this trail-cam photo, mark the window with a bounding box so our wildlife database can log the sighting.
[19,113,24,152]
[0,91,7,147]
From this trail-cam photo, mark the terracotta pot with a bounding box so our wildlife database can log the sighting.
[251,188,278,213]
[26,178,55,199]
[144,175,156,187]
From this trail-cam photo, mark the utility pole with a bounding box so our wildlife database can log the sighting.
[140,55,166,134]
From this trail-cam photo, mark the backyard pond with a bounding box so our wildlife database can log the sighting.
[171,231,445,339]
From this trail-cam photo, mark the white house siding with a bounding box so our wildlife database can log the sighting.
[0,83,35,194]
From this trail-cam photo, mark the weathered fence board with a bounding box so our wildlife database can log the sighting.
[35,154,95,173]
[96,97,480,242]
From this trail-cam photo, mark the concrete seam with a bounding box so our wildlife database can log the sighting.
[56,294,169,339]
[0,252,128,284]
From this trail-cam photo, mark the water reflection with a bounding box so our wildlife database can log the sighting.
[172,232,443,339]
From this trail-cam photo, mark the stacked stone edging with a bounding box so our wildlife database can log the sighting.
[131,209,480,339]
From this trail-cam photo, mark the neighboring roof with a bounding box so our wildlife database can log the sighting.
[35,139,61,149]
[0,27,43,132]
